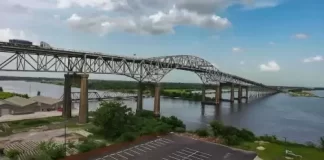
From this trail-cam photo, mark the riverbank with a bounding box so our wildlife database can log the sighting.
[0,101,323,160]
[0,109,79,122]
[161,89,218,101]
[288,91,318,97]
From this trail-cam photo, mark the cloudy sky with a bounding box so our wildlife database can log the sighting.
[0,0,323,87]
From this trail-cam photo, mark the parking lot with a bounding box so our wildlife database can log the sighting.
[91,134,257,160]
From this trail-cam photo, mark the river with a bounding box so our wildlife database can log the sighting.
[0,81,324,144]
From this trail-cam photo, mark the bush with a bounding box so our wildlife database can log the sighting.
[136,110,155,118]
[92,101,135,139]
[5,149,20,159]
[160,116,186,130]
[320,136,324,150]
[174,127,186,133]
[259,134,278,143]
[20,119,50,126]
[222,126,241,136]
[223,135,243,146]
[38,141,65,160]
[239,128,256,141]
[306,141,317,148]
[76,139,104,153]
[195,129,209,137]
[154,123,172,134]
[25,152,52,160]
[210,121,224,137]
[117,132,137,142]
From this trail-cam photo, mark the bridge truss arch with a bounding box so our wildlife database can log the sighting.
[141,55,221,84]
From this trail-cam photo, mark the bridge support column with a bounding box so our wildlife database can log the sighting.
[245,87,249,102]
[153,83,161,117]
[201,86,206,102]
[63,74,72,118]
[136,82,144,113]
[238,85,242,103]
[79,74,89,124]
[230,83,234,103]
[215,85,221,104]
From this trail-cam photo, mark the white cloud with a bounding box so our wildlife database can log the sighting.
[260,61,280,72]
[240,61,245,65]
[269,41,275,45]
[67,14,82,21]
[232,47,242,53]
[303,56,323,63]
[243,0,280,10]
[66,7,231,35]
[56,0,281,14]
[294,33,309,39]
[54,14,60,19]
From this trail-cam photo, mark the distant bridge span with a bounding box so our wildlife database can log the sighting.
[0,41,280,123]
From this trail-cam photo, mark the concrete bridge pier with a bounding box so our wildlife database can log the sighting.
[63,74,72,119]
[201,104,205,116]
[240,86,248,103]
[245,87,249,102]
[153,83,161,117]
[215,85,221,104]
[230,83,235,103]
[201,86,206,102]
[237,85,242,103]
[79,74,89,124]
[136,82,144,113]
[62,73,90,124]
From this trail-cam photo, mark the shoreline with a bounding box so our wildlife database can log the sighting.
[0,109,79,122]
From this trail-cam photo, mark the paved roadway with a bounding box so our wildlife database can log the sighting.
[91,134,257,160]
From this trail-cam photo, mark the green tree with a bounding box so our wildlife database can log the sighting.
[92,101,135,139]
[320,136,324,151]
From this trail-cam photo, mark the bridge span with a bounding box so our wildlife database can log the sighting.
[0,41,280,124]
[61,91,151,102]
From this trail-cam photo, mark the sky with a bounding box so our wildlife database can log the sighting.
[0,0,323,87]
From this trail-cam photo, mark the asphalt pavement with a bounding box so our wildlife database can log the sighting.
[91,134,257,160]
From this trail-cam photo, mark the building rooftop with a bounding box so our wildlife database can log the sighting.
[30,96,62,105]
[4,96,36,107]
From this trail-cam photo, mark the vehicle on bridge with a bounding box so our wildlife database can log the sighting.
[4,39,54,49]
[8,39,33,46]
[40,41,52,49]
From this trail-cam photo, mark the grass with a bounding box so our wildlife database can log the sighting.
[5,116,64,129]
[163,89,189,94]
[288,91,318,97]
[236,142,324,160]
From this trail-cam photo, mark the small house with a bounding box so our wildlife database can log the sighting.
[0,100,15,116]
[2,96,38,115]
[30,96,63,111]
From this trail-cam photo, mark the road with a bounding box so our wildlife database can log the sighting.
[90,134,257,160]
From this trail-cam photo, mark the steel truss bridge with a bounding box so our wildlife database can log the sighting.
[0,41,278,90]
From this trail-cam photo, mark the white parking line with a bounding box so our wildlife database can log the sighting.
[168,155,181,160]
[97,138,174,160]
[185,148,212,156]
[134,146,147,152]
[117,152,129,159]
[176,151,203,160]
[162,147,212,160]
[143,143,157,149]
